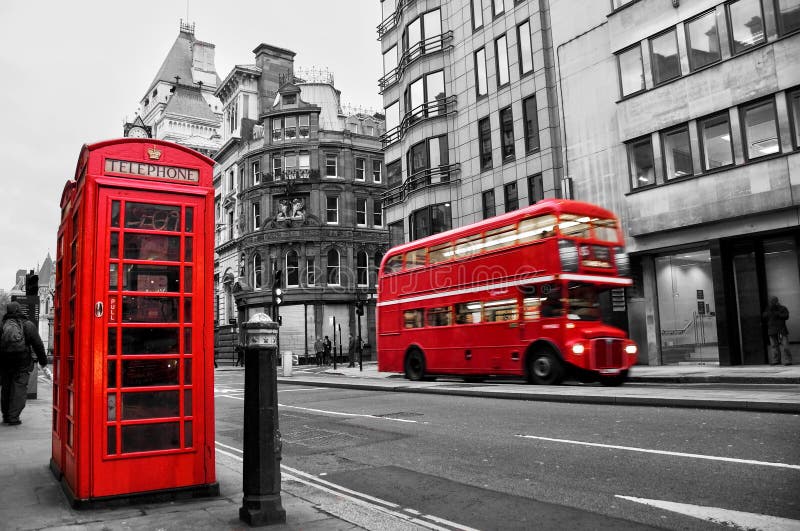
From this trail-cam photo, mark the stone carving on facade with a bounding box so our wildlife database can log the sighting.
[265,196,320,228]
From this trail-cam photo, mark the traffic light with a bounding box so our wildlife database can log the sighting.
[25,270,39,296]
[271,269,283,307]
[355,301,364,316]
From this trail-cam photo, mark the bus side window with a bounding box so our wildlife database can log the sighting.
[518,215,556,243]
[483,225,516,252]
[484,299,518,322]
[426,306,452,326]
[429,242,452,264]
[454,234,482,258]
[523,297,541,320]
[383,255,403,274]
[403,309,424,328]
[405,248,426,269]
[455,302,482,324]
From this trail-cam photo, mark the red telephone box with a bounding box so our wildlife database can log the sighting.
[52,139,218,507]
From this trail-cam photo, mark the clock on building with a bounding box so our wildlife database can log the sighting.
[124,118,152,139]
[127,126,149,138]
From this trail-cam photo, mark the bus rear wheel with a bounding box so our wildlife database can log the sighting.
[404,348,426,381]
[527,349,564,385]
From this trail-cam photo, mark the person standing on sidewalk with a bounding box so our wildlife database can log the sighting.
[314,337,324,367]
[347,336,356,368]
[763,296,792,366]
[0,302,50,425]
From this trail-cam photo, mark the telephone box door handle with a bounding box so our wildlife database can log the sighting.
[95,301,104,317]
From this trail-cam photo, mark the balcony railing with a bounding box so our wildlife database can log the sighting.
[378,31,453,93]
[381,95,457,148]
[382,163,460,206]
[377,0,418,39]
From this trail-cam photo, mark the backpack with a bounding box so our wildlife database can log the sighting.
[1,318,27,353]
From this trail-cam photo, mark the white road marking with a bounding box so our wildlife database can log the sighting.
[215,442,477,531]
[617,495,800,530]
[278,403,419,423]
[516,434,800,471]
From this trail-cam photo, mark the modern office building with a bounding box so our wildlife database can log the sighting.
[547,0,800,365]
[378,0,568,248]
[214,44,388,362]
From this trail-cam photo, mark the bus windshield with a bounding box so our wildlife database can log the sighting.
[566,282,604,321]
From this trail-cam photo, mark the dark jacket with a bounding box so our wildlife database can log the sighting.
[1,306,47,367]
[763,302,790,336]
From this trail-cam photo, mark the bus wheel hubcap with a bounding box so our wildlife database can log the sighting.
[534,358,551,376]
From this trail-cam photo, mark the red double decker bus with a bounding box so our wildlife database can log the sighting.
[377,199,637,385]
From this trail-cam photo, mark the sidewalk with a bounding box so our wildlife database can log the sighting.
[0,376,419,531]
[272,361,800,414]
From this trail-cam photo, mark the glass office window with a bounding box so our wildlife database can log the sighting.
[628,137,655,188]
[523,95,539,153]
[662,125,693,179]
[686,11,721,71]
[482,190,496,219]
[479,117,492,170]
[618,45,644,97]
[518,21,533,75]
[650,29,681,85]
[790,90,800,148]
[475,48,488,97]
[727,0,765,54]
[471,0,484,29]
[775,0,800,35]
[741,99,780,159]
[500,106,515,161]
[496,34,510,86]
[699,113,734,169]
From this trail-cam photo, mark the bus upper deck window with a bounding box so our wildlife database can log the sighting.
[383,255,403,274]
[558,215,591,238]
[483,225,516,252]
[429,242,452,264]
[592,218,619,242]
[405,248,427,269]
[518,215,556,243]
[454,234,483,257]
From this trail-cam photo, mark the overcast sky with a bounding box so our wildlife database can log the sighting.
[0,0,382,290]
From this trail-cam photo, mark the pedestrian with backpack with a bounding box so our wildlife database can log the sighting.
[0,301,50,426]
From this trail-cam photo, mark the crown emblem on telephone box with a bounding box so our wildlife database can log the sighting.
[147,147,162,160]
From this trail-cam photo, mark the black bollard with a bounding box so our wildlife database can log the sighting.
[239,314,286,526]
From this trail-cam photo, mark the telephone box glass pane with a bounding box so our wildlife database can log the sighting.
[184,237,193,262]
[121,391,179,420]
[184,389,192,416]
[185,207,194,232]
[108,328,117,355]
[107,427,117,455]
[124,234,181,261]
[107,360,117,388]
[125,203,181,231]
[107,394,116,420]
[184,298,192,323]
[122,359,179,387]
[111,201,120,227]
[185,420,193,447]
[184,359,192,384]
[184,329,192,354]
[121,328,180,354]
[184,267,193,291]
[110,233,119,258]
[109,264,118,290]
[122,423,180,453]
[122,296,179,322]
[123,265,179,292]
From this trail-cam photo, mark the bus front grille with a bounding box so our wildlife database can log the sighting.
[592,338,624,368]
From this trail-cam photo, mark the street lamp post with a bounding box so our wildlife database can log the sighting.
[239,313,286,526]
[355,293,364,372]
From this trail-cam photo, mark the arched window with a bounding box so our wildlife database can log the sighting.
[253,253,262,289]
[286,250,299,286]
[327,249,340,286]
[357,251,368,286]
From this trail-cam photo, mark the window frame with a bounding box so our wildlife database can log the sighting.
[726,0,766,55]
[252,160,261,185]
[517,20,534,76]
[495,34,510,87]
[355,157,366,181]
[522,95,540,154]
[478,116,493,171]
[698,111,735,171]
[373,199,384,227]
[325,153,338,178]
[252,253,263,290]
[739,97,781,161]
[504,181,519,212]
[471,0,484,30]
[372,160,382,183]
[252,201,261,231]
[326,249,341,286]
[627,135,656,189]
[528,173,543,204]
[286,250,300,287]
[617,43,645,98]
[499,106,515,162]
[356,251,369,287]
[649,27,681,86]
[475,47,488,98]
[788,88,800,150]
[775,0,800,36]
[356,197,368,226]
[306,257,315,286]
[661,124,694,180]
[326,195,339,224]
[685,9,722,72]
[482,189,496,219]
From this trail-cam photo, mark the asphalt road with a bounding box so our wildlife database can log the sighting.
[214,372,800,530]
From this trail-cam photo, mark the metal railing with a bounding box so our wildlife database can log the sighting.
[376,0,418,38]
[382,163,460,206]
[381,95,457,148]
[378,32,453,93]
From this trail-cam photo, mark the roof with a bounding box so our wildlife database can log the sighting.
[163,84,220,123]
[148,29,196,93]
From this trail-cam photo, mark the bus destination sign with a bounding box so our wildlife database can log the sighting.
[105,159,199,183]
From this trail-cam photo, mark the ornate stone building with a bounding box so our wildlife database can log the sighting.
[214,44,388,363]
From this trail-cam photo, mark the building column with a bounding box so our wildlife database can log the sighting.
[641,255,662,366]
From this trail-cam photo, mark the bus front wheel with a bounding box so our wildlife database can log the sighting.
[527,350,564,385]
[404,349,426,381]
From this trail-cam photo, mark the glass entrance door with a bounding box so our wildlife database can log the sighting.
[94,188,206,495]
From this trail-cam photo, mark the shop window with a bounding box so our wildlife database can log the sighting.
[504,182,519,212]
[518,21,533,75]
[686,11,721,71]
[775,0,800,36]
[617,44,644,97]
[727,0,766,54]
[523,95,540,153]
[479,116,493,170]
[475,48,488,97]
[627,136,655,188]
[662,125,694,179]
[500,106,515,162]
[699,112,734,170]
[649,29,681,85]
[482,189,496,219]
[357,251,369,286]
[741,98,780,160]
[495,34,510,87]
[327,249,340,285]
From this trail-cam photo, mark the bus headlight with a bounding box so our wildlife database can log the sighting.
[624,343,638,355]
[572,343,585,355]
